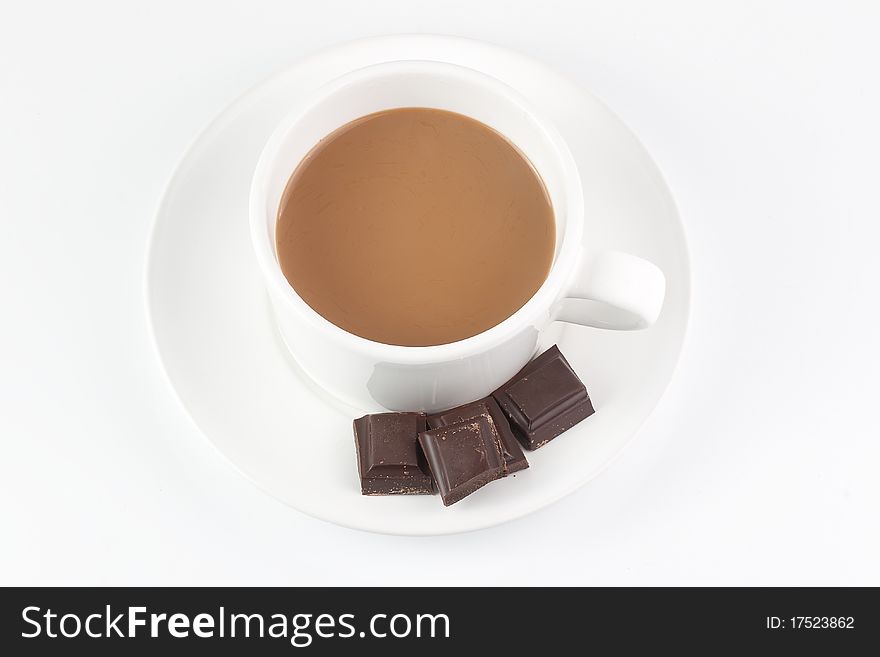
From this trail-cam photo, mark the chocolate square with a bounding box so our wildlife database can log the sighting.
[492,345,595,449]
[427,397,528,475]
[353,412,434,495]
[418,417,505,506]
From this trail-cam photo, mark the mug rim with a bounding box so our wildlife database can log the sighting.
[249,59,584,365]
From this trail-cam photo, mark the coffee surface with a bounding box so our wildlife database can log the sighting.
[276,108,555,346]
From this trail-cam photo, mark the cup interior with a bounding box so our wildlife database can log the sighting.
[251,60,584,356]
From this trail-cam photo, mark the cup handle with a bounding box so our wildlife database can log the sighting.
[552,250,666,330]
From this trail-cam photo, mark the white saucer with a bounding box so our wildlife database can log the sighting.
[145,35,690,536]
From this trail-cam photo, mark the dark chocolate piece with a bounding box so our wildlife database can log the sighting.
[418,417,505,506]
[427,397,528,475]
[353,412,434,495]
[492,345,594,450]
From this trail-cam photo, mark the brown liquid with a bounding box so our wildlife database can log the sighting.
[276,108,555,347]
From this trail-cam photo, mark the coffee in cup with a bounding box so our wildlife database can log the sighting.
[275,107,554,347]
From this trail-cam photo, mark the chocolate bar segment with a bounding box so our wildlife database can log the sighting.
[353,412,434,495]
[427,397,528,475]
[492,345,595,450]
[418,417,505,506]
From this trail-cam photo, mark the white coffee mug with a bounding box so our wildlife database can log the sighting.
[250,60,665,412]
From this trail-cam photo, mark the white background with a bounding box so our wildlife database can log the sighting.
[2,0,878,585]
